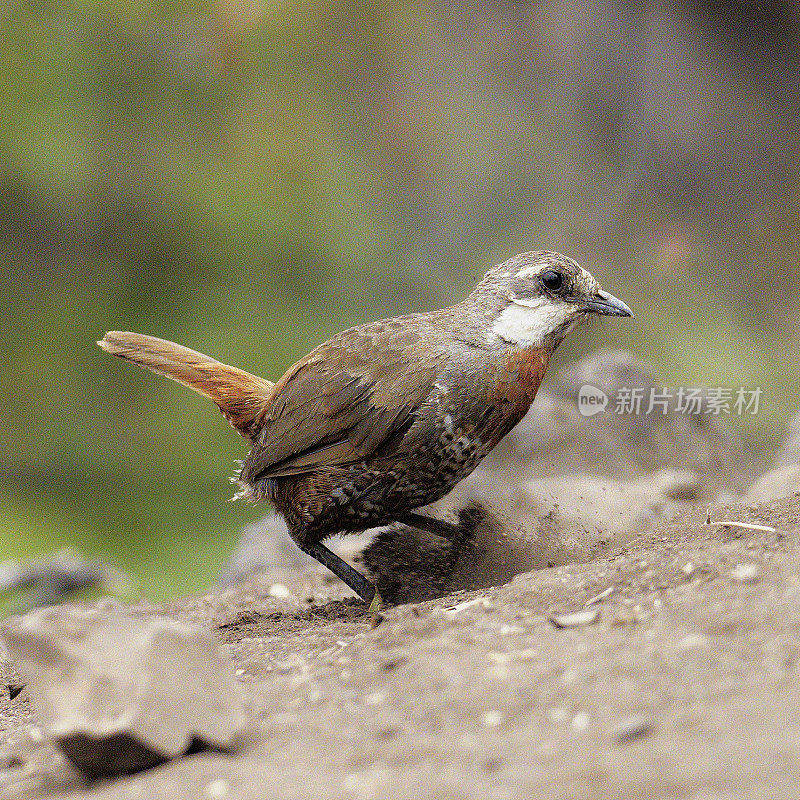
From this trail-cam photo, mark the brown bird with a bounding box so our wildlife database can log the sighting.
[99,251,632,609]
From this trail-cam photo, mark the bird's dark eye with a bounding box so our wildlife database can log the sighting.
[540,269,564,292]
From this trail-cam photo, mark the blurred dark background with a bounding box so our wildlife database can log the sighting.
[2,0,799,599]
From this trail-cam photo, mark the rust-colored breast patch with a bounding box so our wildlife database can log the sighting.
[489,346,550,411]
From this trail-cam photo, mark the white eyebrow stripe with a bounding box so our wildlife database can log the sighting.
[518,261,583,280]
[517,264,544,279]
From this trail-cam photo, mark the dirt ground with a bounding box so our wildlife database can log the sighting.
[1,491,799,800]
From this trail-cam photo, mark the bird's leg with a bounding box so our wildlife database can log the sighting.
[396,512,461,540]
[298,541,382,612]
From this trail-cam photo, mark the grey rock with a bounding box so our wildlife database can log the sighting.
[473,350,748,498]
[555,348,658,400]
[773,409,800,468]
[435,466,699,539]
[521,468,701,539]
[742,464,800,504]
[0,548,136,614]
[1,607,249,778]
[218,513,314,586]
[549,608,601,628]
[611,714,655,744]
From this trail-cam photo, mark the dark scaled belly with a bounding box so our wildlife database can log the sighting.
[268,420,495,543]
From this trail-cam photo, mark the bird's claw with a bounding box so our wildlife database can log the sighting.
[367,587,383,614]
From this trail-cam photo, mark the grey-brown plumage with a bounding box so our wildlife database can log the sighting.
[99,251,632,607]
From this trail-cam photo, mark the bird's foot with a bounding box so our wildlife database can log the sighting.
[367,587,383,614]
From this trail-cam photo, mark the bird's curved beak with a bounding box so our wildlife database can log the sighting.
[583,289,634,318]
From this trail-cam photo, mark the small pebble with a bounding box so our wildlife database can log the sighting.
[560,668,578,685]
[268,583,292,600]
[7,684,25,701]
[205,778,230,799]
[499,623,523,635]
[571,712,590,731]
[730,563,760,583]
[482,710,504,728]
[444,597,492,615]
[549,608,600,629]
[611,714,655,744]
[678,633,709,649]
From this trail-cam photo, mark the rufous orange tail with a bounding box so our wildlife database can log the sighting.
[98,331,274,438]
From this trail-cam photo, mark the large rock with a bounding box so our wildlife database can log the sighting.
[743,464,800,504]
[482,349,748,496]
[522,468,701,537]
[772,409,800,468]
[742,409,800,503]
[0,549,135,614]
[1,608,249,778]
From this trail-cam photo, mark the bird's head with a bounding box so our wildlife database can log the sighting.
[475,251,633,350]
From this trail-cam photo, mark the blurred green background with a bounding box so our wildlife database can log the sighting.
[2,0,800,599]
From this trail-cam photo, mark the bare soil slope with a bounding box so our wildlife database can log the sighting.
[1,494,799,800]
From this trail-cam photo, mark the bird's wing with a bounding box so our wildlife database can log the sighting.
[240,319,440,482]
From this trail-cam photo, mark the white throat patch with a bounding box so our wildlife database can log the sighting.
[491,297,577,348]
